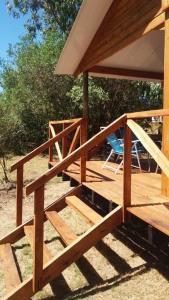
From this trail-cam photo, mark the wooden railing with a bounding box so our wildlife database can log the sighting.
[11,108,169,291]
[10,118,86,227]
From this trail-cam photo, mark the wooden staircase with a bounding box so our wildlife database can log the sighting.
[2,110,169,299]
[0,186,122,300]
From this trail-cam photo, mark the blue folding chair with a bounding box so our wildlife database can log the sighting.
[103,132,142,174]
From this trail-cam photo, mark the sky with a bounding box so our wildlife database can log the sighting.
[0,1,27,59]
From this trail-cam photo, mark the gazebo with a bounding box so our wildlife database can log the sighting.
[55,0,169,196]
[1,1,169,299]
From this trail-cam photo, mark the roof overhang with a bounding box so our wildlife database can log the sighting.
[55,0,166,82]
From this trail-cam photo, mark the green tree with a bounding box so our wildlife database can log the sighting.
[6,0,82,36]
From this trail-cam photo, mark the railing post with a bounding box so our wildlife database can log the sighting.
[33,185,44,292]
[49,123,53,165]
[123,123,132,223]
[16,165,23,226]
[62,123,68,158]
[80,119,87,182]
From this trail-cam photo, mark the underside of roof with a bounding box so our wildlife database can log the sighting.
[55,0,165,82]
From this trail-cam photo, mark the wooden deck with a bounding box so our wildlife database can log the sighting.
[64,160,169,236]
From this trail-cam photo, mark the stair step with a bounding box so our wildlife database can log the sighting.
[24,225,52,264]
[46,211,77,245]
[65,196,102,225]
[0,243,21,292]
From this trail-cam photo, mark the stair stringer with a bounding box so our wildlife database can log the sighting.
[4,206,122,300]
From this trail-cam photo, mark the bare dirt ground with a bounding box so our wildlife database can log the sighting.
[0,156,169,300]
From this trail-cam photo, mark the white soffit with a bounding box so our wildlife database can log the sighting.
[96,30,164,74]
[55,0,114,75]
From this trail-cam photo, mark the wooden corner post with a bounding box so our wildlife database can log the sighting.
[83,71,89,140]
[123,123,132,222]
[162,9,169,196]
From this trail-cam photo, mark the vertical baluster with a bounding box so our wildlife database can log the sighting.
[62,123,68,158]
[33,185,44,292]
[16,165,23,226]
[80,119,87,182]
[123,124,132,223]
[49,123,53,166]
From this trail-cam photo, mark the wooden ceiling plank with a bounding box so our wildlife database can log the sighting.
[89,66,164,81]
[75,0,165,76]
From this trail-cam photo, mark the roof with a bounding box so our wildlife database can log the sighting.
[55,0,164,82]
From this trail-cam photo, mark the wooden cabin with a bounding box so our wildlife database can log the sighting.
[1,1,169,299]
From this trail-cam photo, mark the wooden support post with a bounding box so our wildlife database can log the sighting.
[123,124,132,223]
[83,71,89,139]
[162,10,169,196]
[62,123,68,158]
[49,124,53,165]
[33,185,44,292]
[80,119,87,182]
[16,165,23,226]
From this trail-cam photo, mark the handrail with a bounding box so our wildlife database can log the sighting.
[49,118,81,125]
[26,114,126,195]
[127,108,169,119]
[11,117,83,226]
[11,118,82,171]
[127,119,169,179]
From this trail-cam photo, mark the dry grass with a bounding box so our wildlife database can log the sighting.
[0,156,169,300]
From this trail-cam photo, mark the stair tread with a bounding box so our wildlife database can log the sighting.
[0,243,21,292]
[65,195,102,225]
[24,225,52,264]
[46,211,77,245]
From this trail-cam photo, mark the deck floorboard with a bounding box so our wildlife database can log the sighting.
[64,160,169,236]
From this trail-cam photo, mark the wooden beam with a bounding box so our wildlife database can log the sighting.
[89,66,164,81]
[127,108,169,119]
[83,71,89,137]
[123,125,132,222]
[75,0,165,75]
[49,124,63,162]
[127,119,169,179]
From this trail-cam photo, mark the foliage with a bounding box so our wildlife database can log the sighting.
[68,77,162,133]
[6,0,82,36]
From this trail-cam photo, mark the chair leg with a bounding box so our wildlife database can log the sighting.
[134,150,141,172]
[115,159,123,174]
[103,149,114,168]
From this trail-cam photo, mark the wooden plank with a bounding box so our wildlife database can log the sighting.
[33,185,44,292]
[0,243,21,292]
[26,115,126,195]
[11,119,82,171]
[127,108,169,119]
[80,118,87,182]
[89,66,163,81]
[127,119,169,179]
[75,0,164,75]
[68,126,80,155]
[0,185,81,245]
[46,211,77,245]
[65,196,102,225]
[41,206,122,287]
[24,225,52,265]
[48,123,53,163]
[62,123,68,158]
[49,118,81,125]
[49,124,63,162]
[16,165,23,226]
[162,10,169,196]
[127,204,169,236]
[123,125,132,222]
